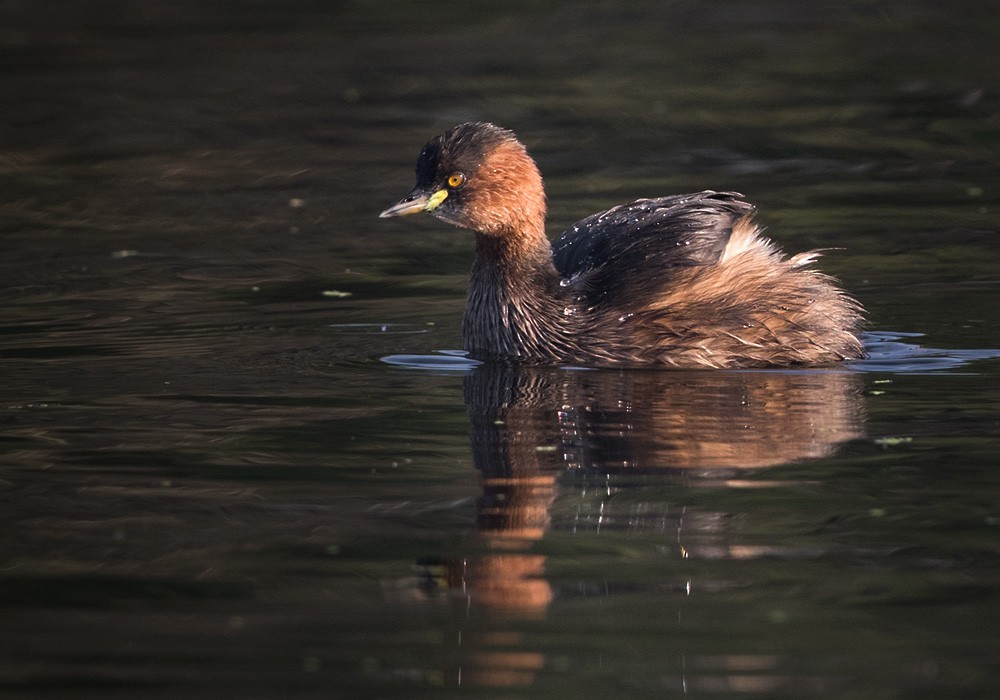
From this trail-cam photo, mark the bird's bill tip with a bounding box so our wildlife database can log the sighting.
[379,189,447,218]
[380,196,424,218]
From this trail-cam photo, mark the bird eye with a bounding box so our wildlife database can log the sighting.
[447,172,465,188]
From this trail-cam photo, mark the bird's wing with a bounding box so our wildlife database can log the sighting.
[551,190,755,309]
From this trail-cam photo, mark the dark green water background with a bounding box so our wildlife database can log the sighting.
[2,1,1000,697]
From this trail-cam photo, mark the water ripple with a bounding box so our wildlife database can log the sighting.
[331,323,433,335]
[380,334,1000,374]
[853,332,1000,374]
[381,351,481,371]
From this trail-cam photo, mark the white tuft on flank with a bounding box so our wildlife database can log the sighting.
[788,251,823,268]
[719,220,773,263]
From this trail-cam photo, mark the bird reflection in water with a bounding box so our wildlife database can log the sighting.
[419,363,865,688]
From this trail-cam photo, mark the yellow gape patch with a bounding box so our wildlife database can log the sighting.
[424,189,448,211]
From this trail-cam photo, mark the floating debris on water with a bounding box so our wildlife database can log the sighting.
[874,436,913,447]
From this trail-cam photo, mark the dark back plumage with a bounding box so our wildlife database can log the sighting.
[552,191,754,312]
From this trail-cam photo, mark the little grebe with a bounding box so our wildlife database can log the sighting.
[380,122,864,367]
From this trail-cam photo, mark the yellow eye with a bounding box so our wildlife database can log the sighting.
[447,172,465,188]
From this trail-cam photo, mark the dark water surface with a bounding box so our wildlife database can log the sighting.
[3,1,1000,697]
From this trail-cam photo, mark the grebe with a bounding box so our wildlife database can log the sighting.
[381,122,863,367]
